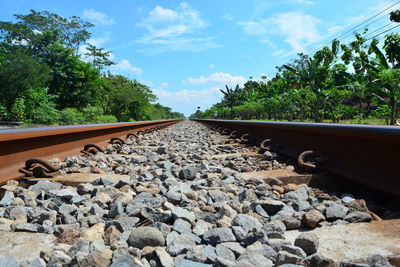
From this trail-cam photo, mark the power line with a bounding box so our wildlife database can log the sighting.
[310,0,400,54]
[334,1,400,41]
[366,24,400,40]
[364,22,396,38]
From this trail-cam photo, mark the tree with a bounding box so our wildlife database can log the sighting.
[84,44,114,70]
[369,34,400,124]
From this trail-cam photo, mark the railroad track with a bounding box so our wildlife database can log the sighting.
[0,119,398,266]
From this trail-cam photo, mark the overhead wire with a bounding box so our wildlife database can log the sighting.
[309,0,400,54]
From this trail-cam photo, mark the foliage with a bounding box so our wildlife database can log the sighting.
[193,22,400,125]
[93,115,118,124]
[59,108,84,125]
[0,10,182,126]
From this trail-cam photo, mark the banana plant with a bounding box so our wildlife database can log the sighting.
[369,34,400,124]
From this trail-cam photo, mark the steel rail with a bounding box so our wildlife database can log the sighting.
[0,120,181,183]
[194,119,400,197]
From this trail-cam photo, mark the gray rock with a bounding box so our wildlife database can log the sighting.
[127,227,165,249]
[209,190,229,202]
[344,211,372,223]
[0,254,19,267]
[366,254,392,267]
[237,251,273,266]
[172,218,192,234]
[77,183,94,195]
[51,250,73,265]
[110,254,143,267]
[58,203,78,216]
[203,245,218,262]
[203,227,236,245]
[178,167,197,180]
[232,214,263,232]
[326,203,349,220]
[71,195,86,204]
[281,245,307,258]
[243,229,269,245]
[246,242,277,261]
[294,233,319,255]
[231,226,247,241]
[220,242,245,257]
[98,177,115,186]
[306,253,338,267]
[257,199,285,215]
[9,206,28,221]
[15,222,39,232]
[30,210,57,224]
[282,187,308,202]
[68,239,91,258]
[263,220,286,234]
[158,161,173,169]
[283,217,301,230]
[171,207,195,222]
[268,178,283,186]
[139,171,154,181]
[216,244,236,261]
[341,194,355,204]
[175,259,213,267]
[166,231,199,256]
[27,257,46,267]
[0,191,14,206]
[56,188,77,200]
[154,247,174,267]
[254,204,269,218]
[29,181,62,192]
[108,201,124,218]
[193,220,212,236]
[263,151,277,160]
[293,200,311,212]
[276,251,302,265]
[156,146,167,154]
[182,247,205,261]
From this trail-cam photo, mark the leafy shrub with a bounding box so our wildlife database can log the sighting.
[93,115,118,123]
[30,104,60,125]
[82,106,104,123]
[59,108,84,125]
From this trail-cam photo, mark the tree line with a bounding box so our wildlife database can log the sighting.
[191,11,400,125]
[0,10,184,125]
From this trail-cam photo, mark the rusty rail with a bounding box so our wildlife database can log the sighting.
[0,120,180,183]
[194,119,400,197]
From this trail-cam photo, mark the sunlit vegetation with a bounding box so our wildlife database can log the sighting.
[0,10,184,125]
[191,11,400,125]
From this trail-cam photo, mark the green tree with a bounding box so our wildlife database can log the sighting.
[369,34,400,124]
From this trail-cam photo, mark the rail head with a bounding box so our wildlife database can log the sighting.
[193,119,400,197]
[0,119,182,183]
[0,120,181,142]
[193,119,400,142]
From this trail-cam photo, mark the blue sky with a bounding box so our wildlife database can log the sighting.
[1,0,399,116]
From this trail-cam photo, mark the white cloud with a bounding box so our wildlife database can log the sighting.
[147,6,179,23]
[154,86,224,116]
[239,12,321,54]
[183,72,247,87]
[209,64,216,69]
[111,59,143,75]
[135,2,221,53]
[87,34,111,47]
[327,26,344,36]
[83,9,116,25]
